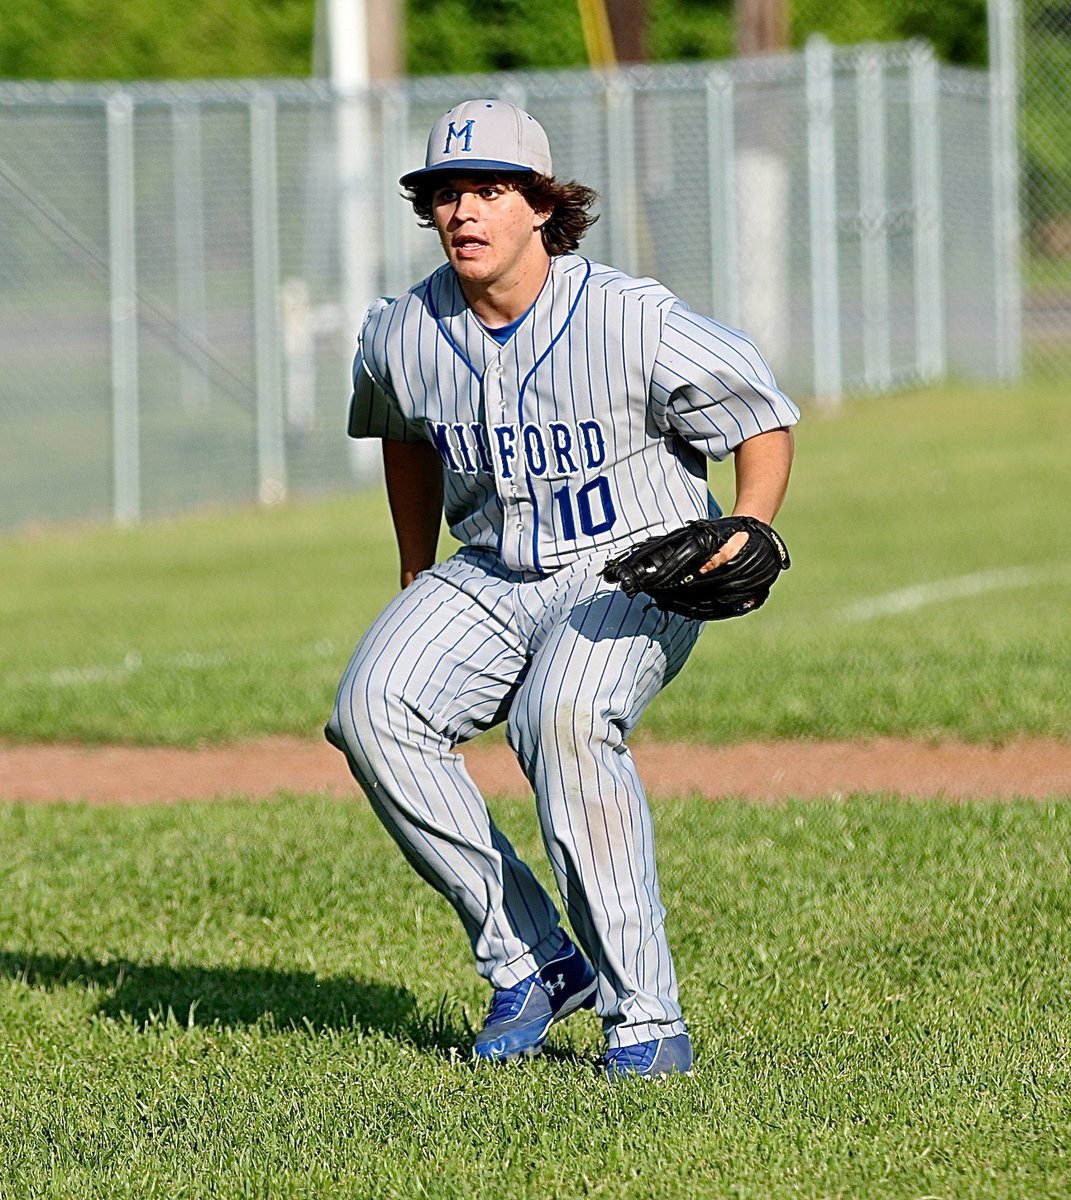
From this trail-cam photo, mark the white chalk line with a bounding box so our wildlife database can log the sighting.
[19,639,343,689]
[839,563,1071,623]
[45,650,225,687]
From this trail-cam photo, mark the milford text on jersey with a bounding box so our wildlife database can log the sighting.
[426,418,608,479]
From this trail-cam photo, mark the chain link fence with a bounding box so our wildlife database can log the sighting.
[0,41,1005,530]
[1022,0,1071,375]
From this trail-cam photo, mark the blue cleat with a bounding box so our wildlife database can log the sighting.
[473,935,597,1062]
[603,1032,694,1081]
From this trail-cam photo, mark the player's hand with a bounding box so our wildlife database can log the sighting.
[699,530,749,574]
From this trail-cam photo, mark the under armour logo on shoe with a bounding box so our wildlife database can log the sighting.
[544,973,566,994]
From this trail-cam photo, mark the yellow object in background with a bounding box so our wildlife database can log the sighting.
[576,0,617,67]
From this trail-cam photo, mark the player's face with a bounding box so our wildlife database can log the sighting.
[431,177,550,291]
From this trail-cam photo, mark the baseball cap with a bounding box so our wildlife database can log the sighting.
[399,98,553,187]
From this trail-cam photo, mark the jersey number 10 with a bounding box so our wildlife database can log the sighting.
[551,476,617,540]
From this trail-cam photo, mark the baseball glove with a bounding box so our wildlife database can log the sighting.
[601,516,791,621]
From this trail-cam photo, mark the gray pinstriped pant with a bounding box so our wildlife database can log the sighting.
[326,546,700,1048]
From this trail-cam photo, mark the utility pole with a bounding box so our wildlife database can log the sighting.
[734,0,789,56]
[315,0,402,82]
[605,0,648,63]
[366,0,402,81]
[732,0,791,379]
[317,0,396,481]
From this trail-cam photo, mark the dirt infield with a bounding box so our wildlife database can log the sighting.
[2,736,1069,804]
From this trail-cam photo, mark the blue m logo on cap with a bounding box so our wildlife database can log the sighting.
[443,119,475,154]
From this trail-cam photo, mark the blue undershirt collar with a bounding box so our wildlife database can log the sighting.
[481,303,535,344]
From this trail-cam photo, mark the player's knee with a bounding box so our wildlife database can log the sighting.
[326,662,399,770]
[508,697,611,763]
[325,694,372,773]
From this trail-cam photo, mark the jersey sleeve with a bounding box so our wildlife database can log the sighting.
[347,299,426,443]
[649,303,800,461]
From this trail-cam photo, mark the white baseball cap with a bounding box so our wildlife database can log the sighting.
[399,98,553,187]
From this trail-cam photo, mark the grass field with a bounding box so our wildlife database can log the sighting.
[3,795,1071,1198]
[2,381,1070,745]
[3,380,1070,1198]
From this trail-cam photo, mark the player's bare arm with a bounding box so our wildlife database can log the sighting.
[383,439,443,588]
[731,426,795,523]
[700,427,795,573]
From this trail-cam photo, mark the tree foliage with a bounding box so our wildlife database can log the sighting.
[406,0,988,77]
[0,0,989,82]
[0,0,316,80]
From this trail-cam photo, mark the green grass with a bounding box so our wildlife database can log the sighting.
[2,379,1069,744]
[2,793,1070,1198]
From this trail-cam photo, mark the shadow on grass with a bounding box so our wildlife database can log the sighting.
[0,949,474,1054]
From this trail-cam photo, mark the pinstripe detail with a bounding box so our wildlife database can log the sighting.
[505,568,698,1030]
[328,561,558,980]
[328,550,699,1035]
[426,269,483,384]
[518,259,592,572]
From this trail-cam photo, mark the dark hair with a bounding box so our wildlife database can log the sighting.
[404,172,599,256]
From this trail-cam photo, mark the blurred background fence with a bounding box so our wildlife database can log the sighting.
[0,39,1023,528]
[1022,0,1071,379]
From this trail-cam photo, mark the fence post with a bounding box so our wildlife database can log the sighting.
[336,88,380,482]
[909,41,946,384]
[988,0,1023,381]
[806,35,843,406]
[380,85,410,298]
[605,72,639,276]
[250,91,287,505]
[172,100,210,413]
[107,91,140,526]
[857,46,892,391]
[706,67,739,326]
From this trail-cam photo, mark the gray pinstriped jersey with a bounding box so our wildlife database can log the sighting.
[349,253,799,573]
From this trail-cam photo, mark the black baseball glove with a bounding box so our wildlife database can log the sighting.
[601,516,791,621]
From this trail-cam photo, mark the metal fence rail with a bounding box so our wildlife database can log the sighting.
[0,42,1003,529]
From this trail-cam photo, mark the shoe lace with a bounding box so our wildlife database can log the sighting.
[485,980,531,1024]
[605,1042,654,1070]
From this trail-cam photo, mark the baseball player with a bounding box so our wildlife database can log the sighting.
[326,98,798,1080]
